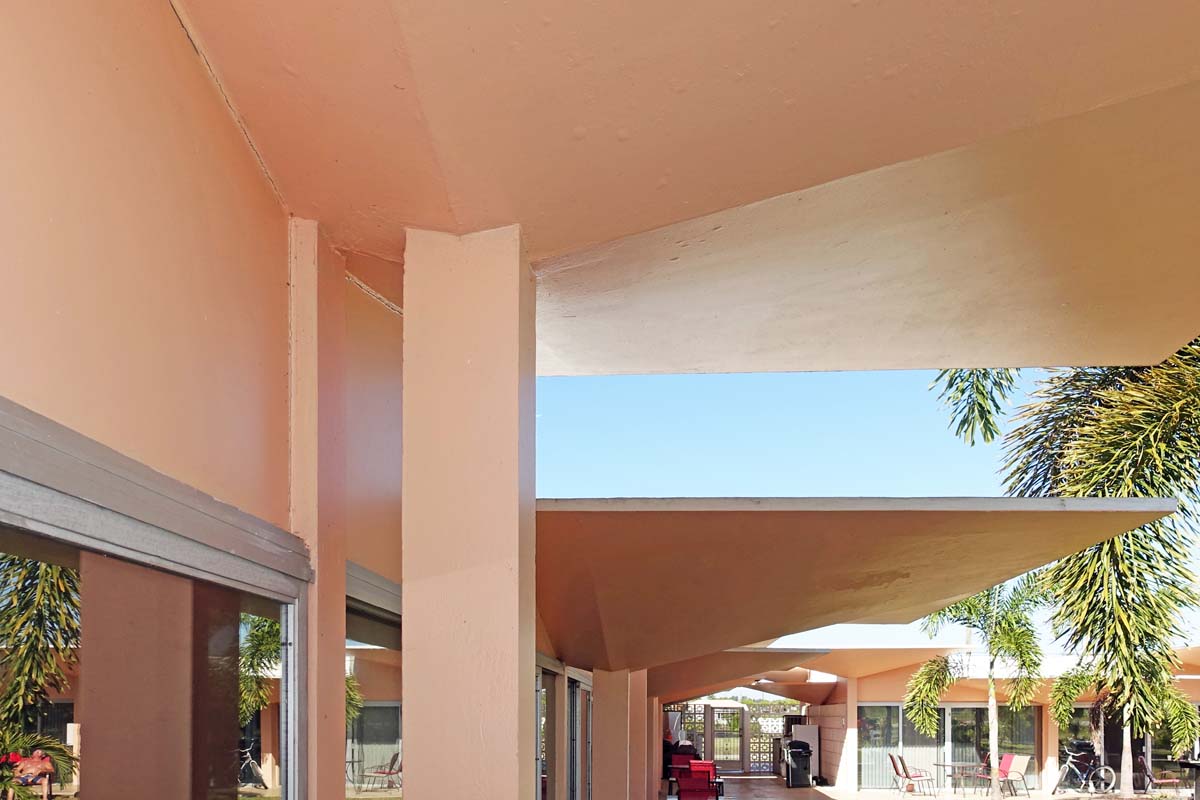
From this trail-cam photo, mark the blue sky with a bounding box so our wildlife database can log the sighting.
[537,369,1033,499]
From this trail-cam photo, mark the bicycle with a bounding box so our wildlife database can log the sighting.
[239,745,268,790]
[1052,746,1116,794]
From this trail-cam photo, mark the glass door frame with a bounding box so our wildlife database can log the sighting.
[0,396,313,800]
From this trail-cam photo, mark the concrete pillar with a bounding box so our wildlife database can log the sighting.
[401,225,536,799]
[595,669,634,799]
[1042,704,1059,790]
[839,676,859,788]
[629,670,648,800]
[649,696,663,800]
[261,702,281,789]
[704,705,715,762]
[546,672,570,800]
[78,552,192,799]
[595,668,650,800]
[77,552,240,799]
[288,217,348,799]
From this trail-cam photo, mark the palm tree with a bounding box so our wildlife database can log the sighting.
[903,574,1046,800]
[239,614,363,729]
[932,338,1200,796]
[0,556,79,728]
[1049,665,1200,795]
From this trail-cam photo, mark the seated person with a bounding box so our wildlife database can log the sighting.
[9,749,54,800]
[673,738,699,758]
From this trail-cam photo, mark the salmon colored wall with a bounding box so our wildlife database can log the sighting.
[347,252,404,308]
[807,703,849,782]
[537,613,559,659]
[826,676,849,705]
[856,663,1013,703]
[355,658,403,701]
[0,1,290,526]
[345,275,404,583]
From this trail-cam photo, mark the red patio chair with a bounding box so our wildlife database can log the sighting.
[890,754,909,795]
[974,754,1012,795]
[1140,755,1183,794]
[1000,754,1032,797]
[678,759,721,799]
[899,755,936,795]
[362,752,402,790]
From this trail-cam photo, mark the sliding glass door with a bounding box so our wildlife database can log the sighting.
[858,705,900,788]
[950,706,1041,788]
[858,704,1040,789]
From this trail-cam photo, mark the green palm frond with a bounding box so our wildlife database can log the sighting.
[346,674,364,725]
[932,368,1020,446]
[238,614,365,728]
[1158,680,1200,759]
[1049,666,1100,730]
[904,655,961,738]
[1000,338,1200,734]
[0,556,80,727]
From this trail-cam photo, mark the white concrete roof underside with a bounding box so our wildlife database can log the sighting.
[537,83,1200,375]
[535,497,1173,672]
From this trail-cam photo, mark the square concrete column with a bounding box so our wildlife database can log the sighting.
[78,552,240,799]
[78,553,192,799]
[649,696,663,800]
[839,676,859,787]
[289,218,348,798]
[546,672,570,800]
[402,225,536,799]
[629,670,648,800]
[1042,704,1059,789]
[594,668,649,800]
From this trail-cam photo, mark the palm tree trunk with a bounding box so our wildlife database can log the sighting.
[988,670,1002,800]
[1120,724,1135,798]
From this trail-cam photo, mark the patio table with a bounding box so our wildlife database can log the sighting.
[934,762,985,795]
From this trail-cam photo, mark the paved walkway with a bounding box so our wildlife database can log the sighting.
[687,779,1067,800]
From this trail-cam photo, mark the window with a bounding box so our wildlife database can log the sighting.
[858,704,1041,789]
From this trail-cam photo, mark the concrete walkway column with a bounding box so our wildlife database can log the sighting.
[839,676,859,787]
[648,695,663,800]
[546,672,570,800]
[402,225,536,799]
[629,670,648,800]
[595,670,633,800]
[78,553,192,799]
[594,668,649,800]
[77,552,240,799]
[289,218,348,799]
[1042,704,1059,789]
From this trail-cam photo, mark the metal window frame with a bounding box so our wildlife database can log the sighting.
[0,396,312,800]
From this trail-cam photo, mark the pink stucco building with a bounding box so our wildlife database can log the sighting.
[3,2,1199,798]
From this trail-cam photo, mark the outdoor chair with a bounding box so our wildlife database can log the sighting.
[975,753,1013,795]
[1140,755,1183,794]
[362,752,402,791]
[1000,754,1032,797]
[668,753,693,795]
[889,754,910,795]
[678,759,722,800]
[899,755,937,795]
[7,750,54,800]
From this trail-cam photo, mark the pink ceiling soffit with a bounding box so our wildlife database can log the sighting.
[535,497,1173,672]
[647,647,825,702]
